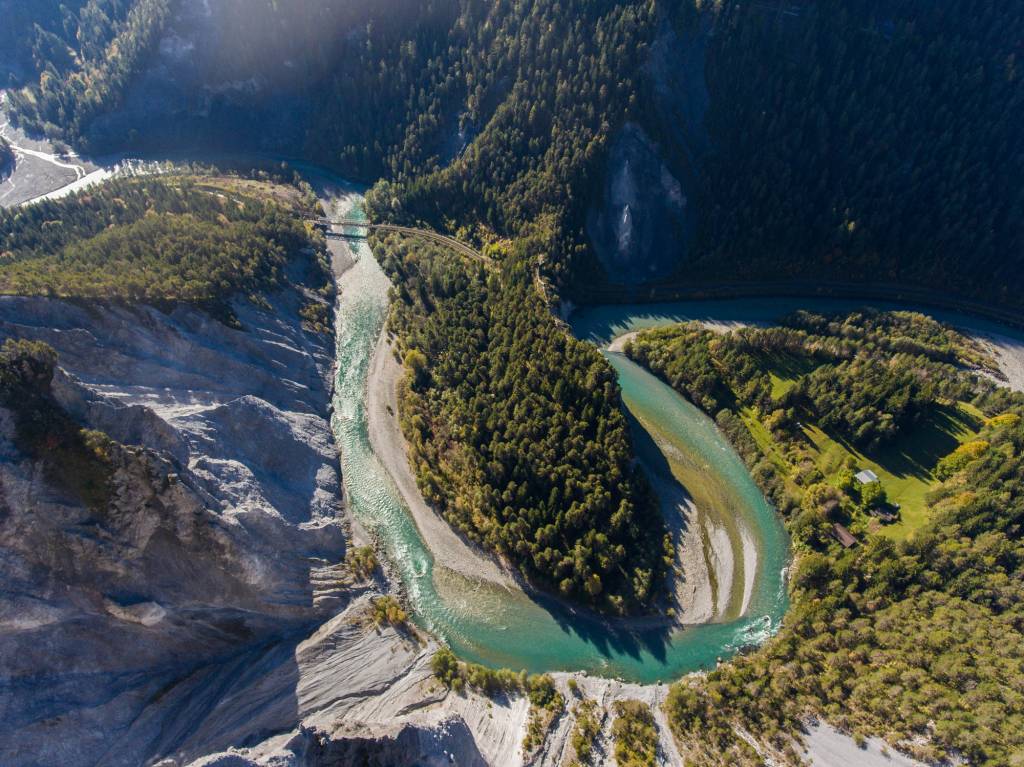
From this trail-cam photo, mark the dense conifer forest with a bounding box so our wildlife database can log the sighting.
[0,176,326,314]
[6,0,1022,307]
[626,312,1024,764]
[3,0,170,144]
[684,0,1024,307]
[375,229,669,612]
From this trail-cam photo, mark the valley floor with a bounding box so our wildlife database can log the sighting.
[0,154,977,767]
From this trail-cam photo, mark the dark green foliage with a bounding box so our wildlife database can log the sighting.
[0,0,91,81]
[624,323,730,412]
[0,178,317,314]
[523,673,566,751]
[353,0,1023,309]
[431,645,552,702]
[8,0,1024,310]
[355,0,655,291]
[0,339,113,508]
[377,230,667,612]
[4,0,171,144]
[799,358,926,450]
[299,301,331,334]
[689,0,1024,308]
[431,647,467,693]
[611,700,658,767]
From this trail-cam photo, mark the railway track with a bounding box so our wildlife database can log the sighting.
[319,219,491,266]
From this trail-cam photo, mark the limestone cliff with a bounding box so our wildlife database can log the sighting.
[0,266,348,765]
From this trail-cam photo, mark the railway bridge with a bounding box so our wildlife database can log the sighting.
[312,218,489,265]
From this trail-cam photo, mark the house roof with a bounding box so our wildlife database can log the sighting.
[855,469,879,484]
[832,522,858,548]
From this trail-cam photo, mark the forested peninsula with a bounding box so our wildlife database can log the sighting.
[374,229,670,612]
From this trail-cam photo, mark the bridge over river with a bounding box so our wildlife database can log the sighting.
[314,218,489,265]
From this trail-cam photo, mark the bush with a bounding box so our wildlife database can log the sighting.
[370,595,408,628]
[612,700,658,767]
[346,545,378,580]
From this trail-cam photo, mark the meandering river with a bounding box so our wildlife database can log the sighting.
[328,186,789,683]
[16,157,1021,684]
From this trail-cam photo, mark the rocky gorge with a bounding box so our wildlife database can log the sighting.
[0,176,673,765]
[0,166,986,766]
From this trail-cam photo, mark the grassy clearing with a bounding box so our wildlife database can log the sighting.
[761,352,816,399]
[745,350,983,540]
[740,408,789,472]
[799,401,982,539]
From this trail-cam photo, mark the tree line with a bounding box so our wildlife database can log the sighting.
[4,0,171,146]
[7,0,1022,311]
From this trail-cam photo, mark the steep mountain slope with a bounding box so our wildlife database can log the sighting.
[0,276,347,765]
[11,0,1019,310]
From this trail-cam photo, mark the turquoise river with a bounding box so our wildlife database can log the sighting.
[329,186,790,684]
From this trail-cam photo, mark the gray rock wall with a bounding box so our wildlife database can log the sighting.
[0,269,346,766]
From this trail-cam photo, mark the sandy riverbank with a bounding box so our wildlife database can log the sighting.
[645,470,717,623]
[607,330,759,623]
[365,330,518,590]
[364,320,737,627]
[976,330,1024,392]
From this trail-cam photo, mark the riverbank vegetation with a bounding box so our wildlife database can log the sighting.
[624,310,1024,764]
[569,698,601,765]
[0,176,327,320]
[611,700,658,767]
[627,309,996,537]
[369,595,408,629]
[375,229,669,613]
[345,546,378,581]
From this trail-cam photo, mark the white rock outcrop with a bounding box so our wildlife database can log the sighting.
[0,261,353,765]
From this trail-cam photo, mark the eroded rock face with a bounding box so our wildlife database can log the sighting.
[586,18,712,287]
[194,719,490,767]
[587,122,690,284]
[0,271,347,765]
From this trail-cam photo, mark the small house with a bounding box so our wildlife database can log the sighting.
[855,469,879,485]
[832,522,858,549]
